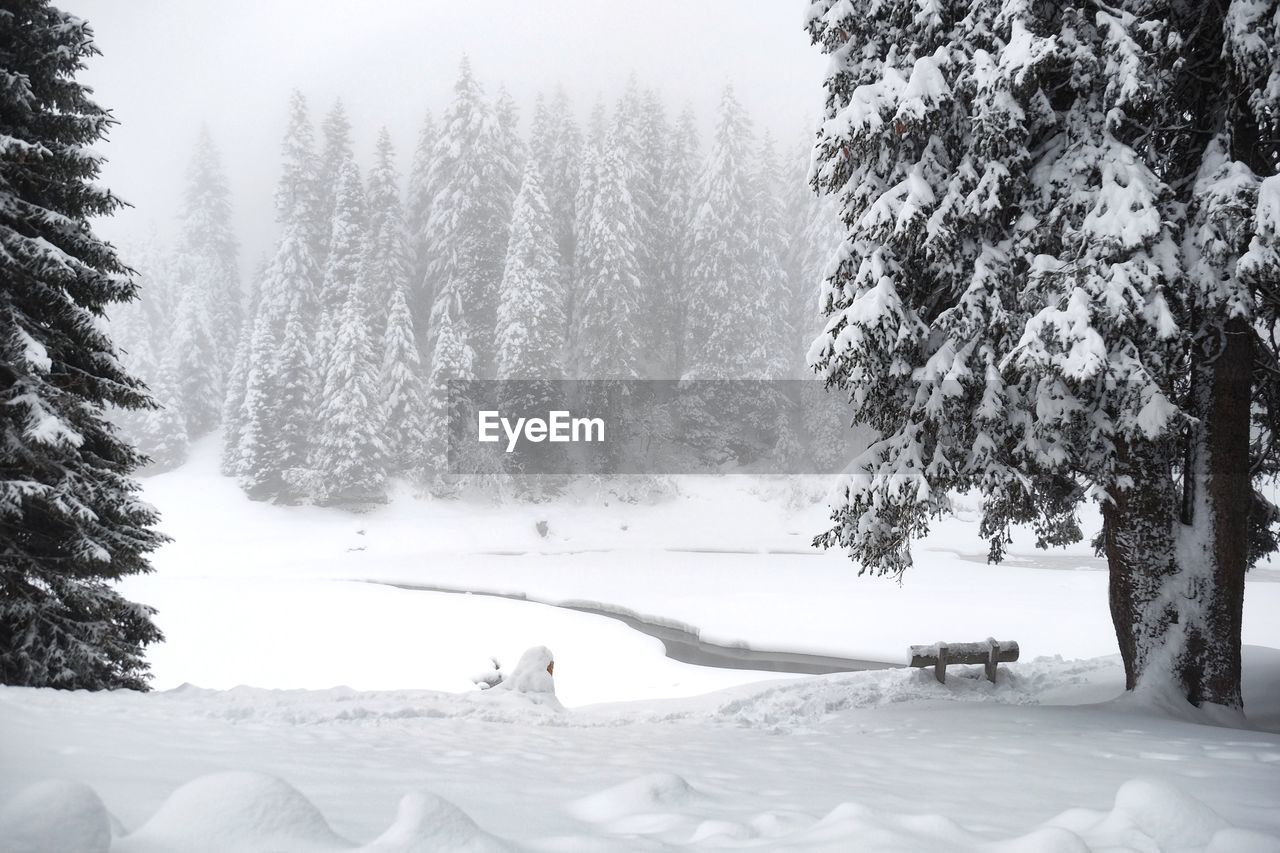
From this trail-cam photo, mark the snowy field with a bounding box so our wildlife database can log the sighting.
[3,436,1280,851]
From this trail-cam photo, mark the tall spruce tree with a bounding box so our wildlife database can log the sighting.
[659,105,701,378]
[170,256,223,436]
[313,254,386,507]
[381,284,430,478]
[571,122,644,380]
[806,0,1280,708]
[684,85,758,379]
[178,127,240,370]
[405,111,438,347]
[316,100,355,263]
[316,156,367,395]
[497,161,565,380]
[420,58,517,377]
[1,2,165,689]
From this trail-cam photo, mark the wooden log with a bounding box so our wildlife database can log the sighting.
[934,643,947,684]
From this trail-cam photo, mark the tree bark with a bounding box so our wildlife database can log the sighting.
[1103,318,1252,709]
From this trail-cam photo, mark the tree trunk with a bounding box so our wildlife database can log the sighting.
[1104,319,1252,709]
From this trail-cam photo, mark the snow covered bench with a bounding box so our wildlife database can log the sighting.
[908,639,1019,684]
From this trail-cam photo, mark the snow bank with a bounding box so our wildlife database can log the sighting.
[0,779,115,853]
[359,791,514,852]
[114,771,347,853]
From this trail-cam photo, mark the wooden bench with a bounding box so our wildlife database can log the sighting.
[908,638,1019,684]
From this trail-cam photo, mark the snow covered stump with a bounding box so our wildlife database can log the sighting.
[908,639,1019,684]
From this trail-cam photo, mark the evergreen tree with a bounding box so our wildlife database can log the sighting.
[529,87,581,273]
[657,105,700,378]
[313,261,386,506]
[365,127,408,335]
[178,127,240,369]
[784,136,844,377]
[405,111,438,345]
[170,254,223,436]
[806,0,1280,708]
[316,157,367,394]
[497,161,565,379]
[275,91,325,262]
[315,99,354,262]
[750,130,793,379]
[420,58,517,377]
[380,284,430,477]
[0,2,165,690]
[424,298,475,477]
[684,85,758,379]
[571,123,644,380]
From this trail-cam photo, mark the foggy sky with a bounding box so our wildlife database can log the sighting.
[72,0,828,273]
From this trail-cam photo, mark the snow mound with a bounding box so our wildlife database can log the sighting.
[491,646,554,695]
[0,779,115,853]
[567,772,705,823]
[359,791,515,852]
[114,771,348,853]
[1042,778,1280,853]
[482,646,563,710]
[712,656,1118,732]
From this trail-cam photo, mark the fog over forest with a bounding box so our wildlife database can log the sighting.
[76,0,829,269]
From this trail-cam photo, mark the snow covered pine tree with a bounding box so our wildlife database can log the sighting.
[806,0,1279,709]
[1,1,166,689]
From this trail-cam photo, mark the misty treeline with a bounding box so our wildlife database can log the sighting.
[108,60,850,505]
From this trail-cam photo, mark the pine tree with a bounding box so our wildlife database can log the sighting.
[313,259,386,506]
[784,136,843,378]
[806,0,1279,709]
[365,128,408,336]
[424,298,475,477]
[420,58,517,377]
[659,105,701,378]
[275,91,325,261]
[405,111,438,345]
[171,254,223,436]
[380,284,430,477]
[316,157,367,395]
[497,160,565,379]
[750,131,793,380]
[0,2,165,690]
[315,100,354,263]
[571,122,644,381]
[178,127,240,370]
[684,85,758,379]
[529,87,581,274]
[230,94,323,502]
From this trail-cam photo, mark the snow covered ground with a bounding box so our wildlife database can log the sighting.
[3,652,1280,851]
[114,437,1280,703]
[4,436,1280,851]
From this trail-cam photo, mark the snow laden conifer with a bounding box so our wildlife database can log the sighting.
[405,111,438,341]
[423,298,475,482]
[529,87,581,274]
[571,122,644,381]
[315,100,354,264]
[806,0,1280,708]
[365,129,429,477]
[316,157,367,395]
[177,127,240,371]
[380,285,430,478]
[420,58,517,377]
[749,131,793,380]
[0,1,165,689]
[659,105,700,378]
[496,161,567,485]
[170,257,223,436]
[684,85,758,380]
[313,253,386,506]
[497,160,566,380]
